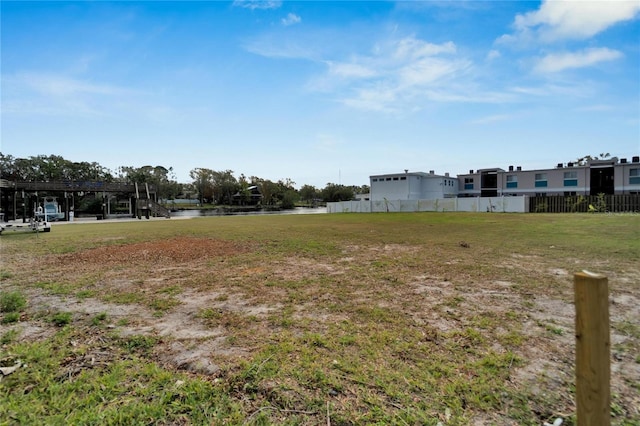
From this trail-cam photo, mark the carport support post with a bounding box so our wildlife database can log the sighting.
[574,271,610,426]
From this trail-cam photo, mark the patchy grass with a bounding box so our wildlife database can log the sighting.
[0,291,26,313]
[0,213,638,424]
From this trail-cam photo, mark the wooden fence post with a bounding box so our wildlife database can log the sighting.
[574,271,610,426]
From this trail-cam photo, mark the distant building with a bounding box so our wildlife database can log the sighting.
[457,156,640,197]
[369,170,458,201]
[232,185,263,205]
[368,156,640,201]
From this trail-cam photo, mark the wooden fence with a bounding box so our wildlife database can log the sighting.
[529,194,640,213]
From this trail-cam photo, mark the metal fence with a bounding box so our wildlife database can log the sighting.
[529,195,640,213]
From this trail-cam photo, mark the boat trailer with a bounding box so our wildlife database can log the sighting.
[0,219,51,235]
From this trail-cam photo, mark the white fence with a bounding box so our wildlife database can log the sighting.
[327,196,528,214]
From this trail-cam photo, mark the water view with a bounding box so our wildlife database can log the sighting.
[170,206,327,217]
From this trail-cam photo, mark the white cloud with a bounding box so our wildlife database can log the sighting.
[399,57,466,87]
[326,61,377,79]
[244,36,317,60]
[17,72,130,97]
[486,50,501,61]
[576,104,613,112]
[504,0,640,43]
[328,37,476,112]
[232,0,282,11]
[534,47,623,73]
[392,38,456,60]
[341,85,399,113]
[2,72,138,116]
[281,13,301,26]
[470,114,512,125]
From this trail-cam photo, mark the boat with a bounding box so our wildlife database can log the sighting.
[35,197,66,221]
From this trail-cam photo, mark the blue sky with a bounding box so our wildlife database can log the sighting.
[2,1,639,188]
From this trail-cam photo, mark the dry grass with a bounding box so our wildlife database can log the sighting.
[1,213,638,425]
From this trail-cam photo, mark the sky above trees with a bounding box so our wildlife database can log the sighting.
[2,1,639,188]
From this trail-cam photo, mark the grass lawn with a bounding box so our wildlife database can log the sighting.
[1,212,639,425]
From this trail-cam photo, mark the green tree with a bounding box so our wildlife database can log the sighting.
[256,179,278,206]
[189,168,216,204]
[0,153,113,182]
[117,165,178,200]
[299,184,318,204]
[320,183,354,202]
[211,170,239,205]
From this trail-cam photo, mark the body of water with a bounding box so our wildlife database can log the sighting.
[171,206,327,217]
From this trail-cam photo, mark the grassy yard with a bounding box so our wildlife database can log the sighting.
[1,213,638,425]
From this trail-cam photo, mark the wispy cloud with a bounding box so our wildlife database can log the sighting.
[330,37,478,112]
[281,13,301,26]
[232,0,281,11]
[2,72,137,116]
[16,72,130,97]
[326,61,377,79]
[575,104,613,112]
[509,81,596,99]
[313,133,343,152]
[500,0,640,43]
[534,47,623,73]
[486,50,500,61]
[469,114,513,125]
[243,34,318,60]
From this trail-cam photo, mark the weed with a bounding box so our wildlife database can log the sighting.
[149,297,180,312]
[198,308,223,320]
[0,270,13,281]
[119,335,157,354]
[1,328,19,344]
[103,292,144,304]
[76,290,96,299]
[614,320,640,339]
[540,321,565,336]
[0,291,26,313]
[1,312,21,324]
[158,285,182,296]
[91,312,108,326]
[35,281,76,296]
[51,312,72,326]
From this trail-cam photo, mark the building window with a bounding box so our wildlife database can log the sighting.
[506,175,517,189]
[535,173,548,188]
[630,168,640,185]
[393,177,399,180]
[386,178,391,181]
[563,170,578,187]
[464,177,474,190]
[400,176,406,180]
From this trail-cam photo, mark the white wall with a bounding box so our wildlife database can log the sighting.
[327,196,528,213]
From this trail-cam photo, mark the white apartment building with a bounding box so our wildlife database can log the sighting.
[367,156,640,202]
[457,156,640,197]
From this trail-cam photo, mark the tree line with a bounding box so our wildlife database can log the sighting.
[0,154,368,208]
